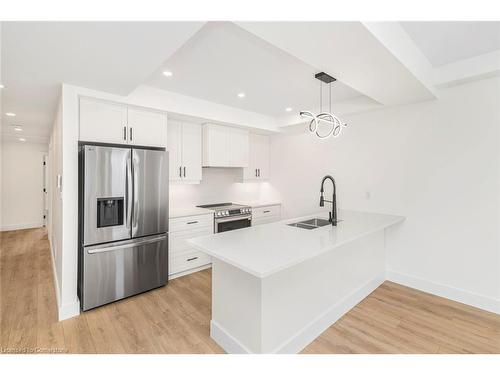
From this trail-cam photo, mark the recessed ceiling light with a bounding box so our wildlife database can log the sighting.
[285,107,293,112]
[19,138,26,142]
[237,92,246,98]
[162,71,173,77]
[14,126,23,132]
[6,112,16,117]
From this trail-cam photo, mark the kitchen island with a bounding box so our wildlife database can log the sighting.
[188,209,404,354]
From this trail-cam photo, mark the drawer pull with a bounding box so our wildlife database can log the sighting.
[263,210,271,213]
[187,221,198,225]
[187,257,198,262]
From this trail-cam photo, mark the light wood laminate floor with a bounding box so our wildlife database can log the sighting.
[1,228,499,354]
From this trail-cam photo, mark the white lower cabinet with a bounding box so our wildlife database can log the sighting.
[168,213,213,278]
[252,204,282,226]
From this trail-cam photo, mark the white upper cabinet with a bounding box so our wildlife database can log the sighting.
[239,133,270,181]
[168,120,202,183]
[182,122,202,182]
[80,98,128,144]
[167,120,183,182]
[202,123,249,167]
[203,124,229,167]
[229,128,249,167]
[127,107,167,148]
[79,97,167,148]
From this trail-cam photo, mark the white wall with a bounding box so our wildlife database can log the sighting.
[47,96,63,309]
[1,141,47,231]
[0,22,3,230]
[270,77,500,313]
[170,168,279,209]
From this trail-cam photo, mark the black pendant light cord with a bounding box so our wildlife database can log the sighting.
[319,81,323,113]
[329,82,332,113]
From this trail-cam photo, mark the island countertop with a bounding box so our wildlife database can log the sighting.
[188,209,405,278]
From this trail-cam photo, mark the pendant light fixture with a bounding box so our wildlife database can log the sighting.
[300,72,347,139]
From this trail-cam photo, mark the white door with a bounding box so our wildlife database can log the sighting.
[167,120,183,181]
[229,129,249,167]
[255,134,270,179]
[43,154,49,225]
[182,122,202,182]
[79,98,128,144]
[203,124,229,167]
[127,108,167,147]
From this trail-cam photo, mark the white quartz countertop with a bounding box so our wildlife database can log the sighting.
[169,206,213,219]
[238,201,282,208]
[188,210,404,278]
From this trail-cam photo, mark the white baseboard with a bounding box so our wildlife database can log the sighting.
[1,222,44,232]
[48,235,80,321]
[210,274,385,354]
[169,263,211,280]
[211,320,253,354]
[273,274,385,354]
[58,300,81,321]
[386,270,500,315]
[48,240,61,310]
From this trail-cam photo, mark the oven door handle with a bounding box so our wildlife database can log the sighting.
[215,215,252,224]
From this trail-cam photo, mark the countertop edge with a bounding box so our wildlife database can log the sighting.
[189,212,405,278]
[169,207,214,219]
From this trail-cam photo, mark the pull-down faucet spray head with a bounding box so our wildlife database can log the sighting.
[319,191,325,207]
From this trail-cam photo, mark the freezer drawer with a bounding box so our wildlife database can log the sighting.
[82,234,168,311]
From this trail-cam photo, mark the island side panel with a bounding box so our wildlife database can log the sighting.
[210,259,263,353]
[261,230,386,353]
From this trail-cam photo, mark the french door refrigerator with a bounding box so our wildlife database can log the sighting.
[78,144,169,311]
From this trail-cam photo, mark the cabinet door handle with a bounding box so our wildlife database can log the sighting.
[258,169,260,177]
[187,257,198,262]
[179,166,182,178]
[187,221,198,225]
[263,210,270,213]
[129,127,133,141]
[255,169,258,177]
[183,166,186,177]
[123,126,127,141]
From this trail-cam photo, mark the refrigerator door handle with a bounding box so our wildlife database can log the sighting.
[132,153,139,231]
[126,154,133,231]
[86,234,167,254]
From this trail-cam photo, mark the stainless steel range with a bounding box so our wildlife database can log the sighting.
[197,203,252,233]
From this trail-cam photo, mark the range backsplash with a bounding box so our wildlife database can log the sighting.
[169,167,280,209]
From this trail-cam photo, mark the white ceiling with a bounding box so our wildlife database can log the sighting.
[146,22,364,117]
[1,21,499,143]
[401,21,500,67]
[1,21,204,143]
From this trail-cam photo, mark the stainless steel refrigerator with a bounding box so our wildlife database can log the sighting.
[78,144,169,311]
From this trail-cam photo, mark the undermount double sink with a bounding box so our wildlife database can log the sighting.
[287,218,342,230]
